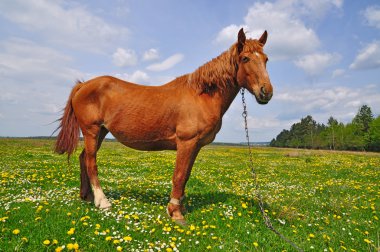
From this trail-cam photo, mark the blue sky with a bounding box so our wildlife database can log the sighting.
[0,0,379,142]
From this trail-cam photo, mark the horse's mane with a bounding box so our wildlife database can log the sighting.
[187,39,262,94]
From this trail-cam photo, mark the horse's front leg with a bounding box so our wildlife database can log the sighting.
[168,140,200,224]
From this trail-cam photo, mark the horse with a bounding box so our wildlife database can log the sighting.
[54,28,273,224]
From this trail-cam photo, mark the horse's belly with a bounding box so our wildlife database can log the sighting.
[120,139,177,151]
[111,130,177,151]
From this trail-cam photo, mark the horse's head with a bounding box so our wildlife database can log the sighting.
[236,28,273,104]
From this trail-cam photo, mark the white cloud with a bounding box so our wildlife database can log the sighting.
[215,24,248,45]
[350,41,380,70]
[112,48,138,67]
[0,0,128,51]
[363,5,380,29]
[275,85,380,123]
[215,2,321,60]
[215,1,343,61]
[332,68,345,78]
[294,52,341,76]
[115,70,150,84]
[143,48,159,61]
[146,53,184,71]
[0,38,82,84]
[296,0,343,19]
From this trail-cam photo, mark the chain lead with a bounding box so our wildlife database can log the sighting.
[241,88,304,252]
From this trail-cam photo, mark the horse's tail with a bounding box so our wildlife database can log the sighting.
[54,81,84,159]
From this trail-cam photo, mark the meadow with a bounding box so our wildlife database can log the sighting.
[0,138,379,251]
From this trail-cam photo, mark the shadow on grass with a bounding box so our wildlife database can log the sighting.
[103,178,270,215]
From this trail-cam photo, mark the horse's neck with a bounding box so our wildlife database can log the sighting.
[216,84,240,116]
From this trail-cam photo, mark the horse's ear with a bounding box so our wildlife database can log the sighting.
[237,28,246,53]
[259,30,268,46]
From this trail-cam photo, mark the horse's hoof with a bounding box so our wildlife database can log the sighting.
[96,198,112,209]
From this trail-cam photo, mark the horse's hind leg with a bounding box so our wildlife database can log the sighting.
[79,127,108,202]
[79,150,93,201]
[82,126,111,209]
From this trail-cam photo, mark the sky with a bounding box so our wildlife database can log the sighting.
[0,0,379,143]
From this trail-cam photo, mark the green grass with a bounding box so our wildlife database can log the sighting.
[0,138,379,251]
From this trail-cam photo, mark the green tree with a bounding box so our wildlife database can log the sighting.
[327,116,338,150]
[343,123,365,151]
[353,105,373,133]
[367,116,380,151]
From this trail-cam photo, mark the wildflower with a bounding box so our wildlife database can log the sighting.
[12,229,20,235]
[73,243,79,250]
[43,240,51,245]
[21,237,28,242]
[55,247,63,252]
[189,225,196,231]
[106,236,112,241]
[364,238,371,244]
[124,236,132,242]
[309,233,315,238]
[53,239,58,245]
[67,243,74,250]
[117,246,123,251]
[166,248,173,252]
[207,245,212,249]
[253,242,259,247]
[113,240,120,244]
[67,228,75,235]
[242,203,248,209]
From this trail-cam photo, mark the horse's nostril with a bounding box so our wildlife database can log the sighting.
[260,87,266,98]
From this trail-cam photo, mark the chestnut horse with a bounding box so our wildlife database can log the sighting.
[55,28,273,223]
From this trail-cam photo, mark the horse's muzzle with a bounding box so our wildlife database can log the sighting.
[256,86,273,104]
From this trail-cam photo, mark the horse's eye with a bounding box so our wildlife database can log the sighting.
[242,56,250,63]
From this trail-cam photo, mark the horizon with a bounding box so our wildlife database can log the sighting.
[0,1,379,142]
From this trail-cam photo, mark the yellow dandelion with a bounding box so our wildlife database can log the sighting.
[253,242,259,247]
[21,237,28,242]
[55,247,63,252]
[113,239,120,244]
[364,238,371,244]
[309,233,315,238]
[73,243,79,250]
[189,225,195,231]
[53,239,58,245]
[67,228,75,235]
[242,203,248,209]
[116,246,123,251]
[12,229,20,235]
[124,236,132,242]
[106,236,112,241]
[67,243,74,250]
[43,240,51,245]
[166,248,173,252]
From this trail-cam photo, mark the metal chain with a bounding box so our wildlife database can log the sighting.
[241,88,304,252]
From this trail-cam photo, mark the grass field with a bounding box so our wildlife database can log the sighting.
[0,138,379,251]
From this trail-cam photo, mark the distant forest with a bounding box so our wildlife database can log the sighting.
[270,105,380,152]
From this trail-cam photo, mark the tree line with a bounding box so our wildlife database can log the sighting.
[270,105,380,152]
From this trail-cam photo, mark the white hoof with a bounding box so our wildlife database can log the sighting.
[93,187,111,209]
[99,198,112,209]
[95,197,111,209]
